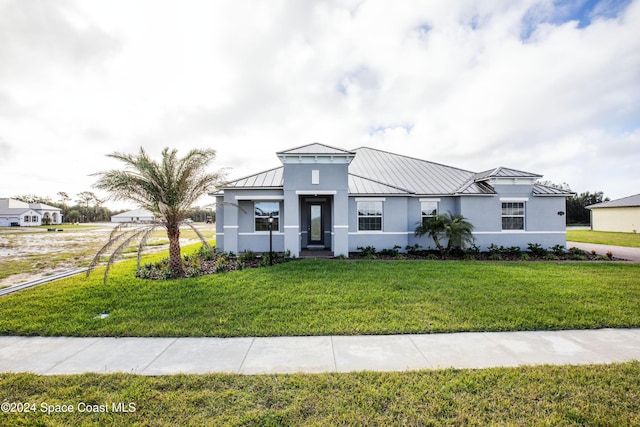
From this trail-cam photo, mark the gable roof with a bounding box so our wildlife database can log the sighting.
[587,194,640,209]
[474,167,543,181]
[28,202,61,211]
[277,143,355,156]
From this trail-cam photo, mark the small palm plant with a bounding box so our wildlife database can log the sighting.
[415,212,475,258]
[88,147,226,283]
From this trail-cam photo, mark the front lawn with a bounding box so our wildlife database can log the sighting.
[567,229,640,248]
[1,363,639,426]
[0,256,638,337]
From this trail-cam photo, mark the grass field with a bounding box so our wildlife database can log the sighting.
[567,229,640,248]
[1,362,638,426]
[0,251,638,337]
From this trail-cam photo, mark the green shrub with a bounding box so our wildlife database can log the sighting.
[379,245,402,257]
[357,246,377,257]
[551,244,566,256]
[527,243,547,257]
[545,253,559,260]
[238,250,256,263]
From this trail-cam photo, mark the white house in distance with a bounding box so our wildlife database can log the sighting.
[0,198,63,227]
[587,194,640,233]
[111,209,156,223]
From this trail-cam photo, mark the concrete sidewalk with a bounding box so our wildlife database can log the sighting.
[1,329,638,376]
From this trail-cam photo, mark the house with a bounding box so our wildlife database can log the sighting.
[214,143,573,257]
[586,194,640,233]
[111,209,156,223]
[0,198,63,227]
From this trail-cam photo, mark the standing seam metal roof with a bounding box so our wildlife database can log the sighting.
[218,145,568,197]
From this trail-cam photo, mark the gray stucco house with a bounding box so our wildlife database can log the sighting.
[214,143,572,257]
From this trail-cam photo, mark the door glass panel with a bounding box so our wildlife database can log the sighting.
[311,205,321,241]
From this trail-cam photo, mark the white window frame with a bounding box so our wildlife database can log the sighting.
[254,201,280,232]
[357,199,383,231]
[24,215,30,223]
[420,199,439,226]
[501,201,525,230]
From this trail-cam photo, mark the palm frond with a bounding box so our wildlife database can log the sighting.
[137,225,161,271]
[100,228,151,285]
[182,221,211,248]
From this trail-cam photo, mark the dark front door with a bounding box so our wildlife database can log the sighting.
[308,204,324,246]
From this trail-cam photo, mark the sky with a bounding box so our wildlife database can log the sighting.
[0,0,638,210]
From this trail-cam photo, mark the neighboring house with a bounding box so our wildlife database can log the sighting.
[586,194,640,233]
[0,198,63,227]
[213,143,574,257]
[111,209,156,223]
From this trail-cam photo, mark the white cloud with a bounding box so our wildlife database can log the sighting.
[0,0,638,208]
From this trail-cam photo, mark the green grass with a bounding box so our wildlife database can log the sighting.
[0,253,638,337]
[1,362,639,426]
[567,230,640,248]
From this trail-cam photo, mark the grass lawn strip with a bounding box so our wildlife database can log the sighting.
[1,362,639,426]
[567,230,640,248]
[0,249,638,337]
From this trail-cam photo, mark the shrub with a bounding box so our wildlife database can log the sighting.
[545,253,559,260]
[197,245,216,261]
[238,250,257,263]
[568,247,588,256]
[379,245,402,257]
[489,253,502,261]
[520,253,530,261]
[551,244,566,256]
[527,243,547,257]
[466,244,481,256]
[405,244,423,255]
[505,246,522,257]
[357,246,377,257]
[606,251,613,259]
[487,244,501,255]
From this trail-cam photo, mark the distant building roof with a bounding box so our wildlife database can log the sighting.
[112,209,155,218]
[28,202,61,211]
[587,194,640,209]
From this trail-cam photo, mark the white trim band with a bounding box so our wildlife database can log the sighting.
[355,197,386,202]
[235,195,284,200]
[295,190,337,195]
[499,197,529,202]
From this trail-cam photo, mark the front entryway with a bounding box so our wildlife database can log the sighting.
[300,197,332,250]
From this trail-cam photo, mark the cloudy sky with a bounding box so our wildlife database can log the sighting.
[0,0,638,209]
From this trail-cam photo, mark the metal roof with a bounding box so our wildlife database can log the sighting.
[474,167,543,181]
[277,143,355,156]
[348,147,475,195]
[219,145,567,197]
[348,174,413,195]
[587,193,640,209]
[222,167,284,188]
[532,184,575,196]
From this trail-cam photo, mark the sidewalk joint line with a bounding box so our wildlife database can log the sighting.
[238,337,256,374]
[44,337,101,374]
[140,337,179,374]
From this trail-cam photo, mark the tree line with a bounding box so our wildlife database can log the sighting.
[12,192,215,223]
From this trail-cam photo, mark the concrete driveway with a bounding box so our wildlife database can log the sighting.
[567,242,640,262]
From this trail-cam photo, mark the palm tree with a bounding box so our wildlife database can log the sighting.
[90,147,225,280]
[415,212,475,258]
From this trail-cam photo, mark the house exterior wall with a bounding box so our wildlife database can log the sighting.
[348,196,409,252]
[460,185,567,250]
[591,207,640,233]
[218,189,285,254]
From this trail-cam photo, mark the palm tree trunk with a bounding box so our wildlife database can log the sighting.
[167,223,183,276]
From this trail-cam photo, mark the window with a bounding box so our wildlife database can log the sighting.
[254,202,279,231]
[502,202,525,230]
[32,216,38,222]
[421,201,438,226]
[357,201,383,231]
[24,215,30,222]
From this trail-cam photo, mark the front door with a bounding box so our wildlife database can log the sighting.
[308,204,324,246]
